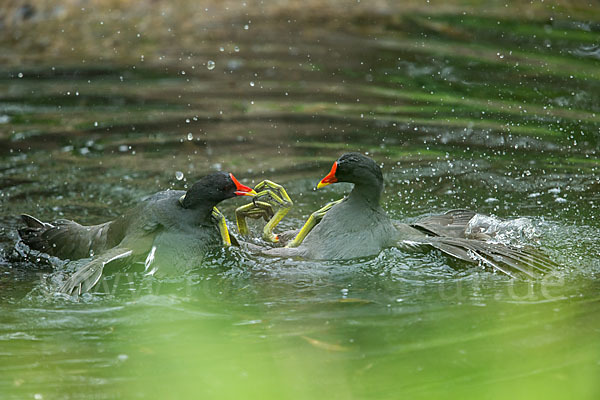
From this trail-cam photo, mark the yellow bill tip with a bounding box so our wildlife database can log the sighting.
[316,181,330,189]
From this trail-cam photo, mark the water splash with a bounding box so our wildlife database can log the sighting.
[465,214,538,247]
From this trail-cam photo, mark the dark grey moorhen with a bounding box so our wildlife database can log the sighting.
[18,172,256,294]
[269,153,556,278]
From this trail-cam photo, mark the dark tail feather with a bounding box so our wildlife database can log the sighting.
[21,214,53,229]
[18,214,54,254]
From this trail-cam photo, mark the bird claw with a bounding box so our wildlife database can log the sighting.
[234,180,342,246]
[235,180,293,242]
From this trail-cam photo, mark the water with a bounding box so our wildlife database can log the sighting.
[1,4,600,399]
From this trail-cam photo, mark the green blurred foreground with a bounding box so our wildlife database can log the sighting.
[0,1,599,399]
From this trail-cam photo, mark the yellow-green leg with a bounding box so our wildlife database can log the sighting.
[211,207,231,247]
[235,180,293,243]
[286,199,343,248]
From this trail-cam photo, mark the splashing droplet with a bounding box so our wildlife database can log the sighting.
[187,133,193,141]
[250,81,255,87]
[207,60,215,70]
[175,171,184,181]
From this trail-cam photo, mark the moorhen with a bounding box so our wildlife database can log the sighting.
[18,172,256,294]
[266,153,556,277]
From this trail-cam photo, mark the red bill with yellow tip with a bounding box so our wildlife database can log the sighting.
[230,173,257,196]
[317,161,338,189]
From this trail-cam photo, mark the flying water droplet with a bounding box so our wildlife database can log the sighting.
[175,171,184,180]
[207,60,215,70]
[187,133,193,141]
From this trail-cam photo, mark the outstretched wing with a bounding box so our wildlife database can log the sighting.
[400,237,558,278]
[18,214,117,260]
[59,247,133,295]
[400,209,559,278]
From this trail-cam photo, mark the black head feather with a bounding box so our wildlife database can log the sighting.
[181,172,237,209]
[334,152,383,187]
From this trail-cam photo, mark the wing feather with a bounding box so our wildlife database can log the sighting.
[59,248,133,295]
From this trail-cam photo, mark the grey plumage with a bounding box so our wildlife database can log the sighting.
[269,194,397,259]
[18,172,251,295]
[268,153,558,278]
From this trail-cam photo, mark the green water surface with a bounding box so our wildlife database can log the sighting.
[1,8,599,400]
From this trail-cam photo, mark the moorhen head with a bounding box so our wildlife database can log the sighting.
[317,152,384,204]
[180,172,256,209]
